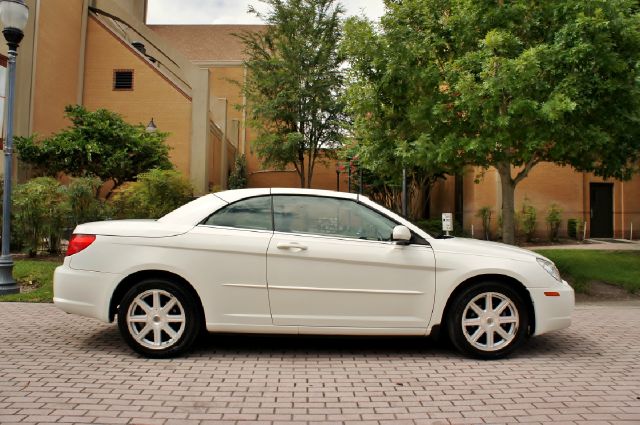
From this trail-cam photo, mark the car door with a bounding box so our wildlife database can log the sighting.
[187,195,274,326]
[266,195,436,329]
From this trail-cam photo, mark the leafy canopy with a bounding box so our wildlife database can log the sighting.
[16,105,173,188]
[238,0,345,187]
[344,0,640,242]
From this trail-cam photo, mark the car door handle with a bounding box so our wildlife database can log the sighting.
[276,242,308,251]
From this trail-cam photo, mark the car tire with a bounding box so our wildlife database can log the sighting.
[447,281,529,360]
[117,278,202,358]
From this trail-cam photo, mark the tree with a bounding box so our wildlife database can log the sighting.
[238,0,345,188]
[16,105,173,194]
[344,0,640,244]
[341,14,451,219]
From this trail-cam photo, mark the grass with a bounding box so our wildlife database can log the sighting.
[0,259,61,302]
[534,249,640,294]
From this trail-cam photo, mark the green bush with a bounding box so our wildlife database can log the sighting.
[546,204,563,241]
[520,199,537,242]
[13,177,70,256]
[67,177,108,226]
[15,105,173,197]
[228,154,248,189]
[567,218,578,239]
[111,169,194,219]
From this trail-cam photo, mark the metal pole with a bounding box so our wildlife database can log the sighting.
[347,160,351,193]
[336,169,340,192]
[402,168,407,218]
[0,46,19,294]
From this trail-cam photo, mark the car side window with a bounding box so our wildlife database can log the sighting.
[203,196,273,231]
[273,195,396,241]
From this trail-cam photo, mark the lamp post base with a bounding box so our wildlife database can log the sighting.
[0,255,18,295]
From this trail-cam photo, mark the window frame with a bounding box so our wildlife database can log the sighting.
[271,193,402,244]
[199,195,274,232]
[199,194,429,245]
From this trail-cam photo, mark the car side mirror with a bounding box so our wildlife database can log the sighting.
[392,225,411,245]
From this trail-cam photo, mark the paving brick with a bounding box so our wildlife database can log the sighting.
[0,302,638,424]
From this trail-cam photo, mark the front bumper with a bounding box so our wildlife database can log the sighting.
[529,280,575,336]
[53,263,123,323]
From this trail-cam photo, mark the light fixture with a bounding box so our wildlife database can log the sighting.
[0,0,28,295]
[146,118,157,133]
[0,0,28,50]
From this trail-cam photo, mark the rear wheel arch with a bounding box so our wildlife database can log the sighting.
[109,270,205,327]
[439,274,536,337]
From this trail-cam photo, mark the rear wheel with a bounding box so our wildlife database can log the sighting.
[447,282,529,359]
[117,279,201,358]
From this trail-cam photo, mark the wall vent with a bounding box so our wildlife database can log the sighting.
[113,69,134,90]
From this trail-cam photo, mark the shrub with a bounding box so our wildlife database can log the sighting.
[520,199,537,242]
[567,218,578,239]
[546,204,563,241]
[15,105,173,196]
[67,177,108,226]
[476,206,492,240]
[13,177,70,256]
[111,169,194,219]
[228,154,248,189]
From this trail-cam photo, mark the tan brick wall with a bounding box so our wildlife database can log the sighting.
[31,0,84,137]
[82,16,192,176]
[450,162,640,240]
[207,65,352,191]
[621,178,640,240]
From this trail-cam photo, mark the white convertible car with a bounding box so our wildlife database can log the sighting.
[54,188,573,359]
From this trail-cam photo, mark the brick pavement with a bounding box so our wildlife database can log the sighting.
[0,302,639,425]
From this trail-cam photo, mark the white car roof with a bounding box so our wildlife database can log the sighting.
[270,187,364,200]
[158,188,374,226]
[157,194,226,225]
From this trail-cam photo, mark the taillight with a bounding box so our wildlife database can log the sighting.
[66,234,96,256]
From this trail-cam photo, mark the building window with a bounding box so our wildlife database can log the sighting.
[0,55,7,149]
[113,69,134,90]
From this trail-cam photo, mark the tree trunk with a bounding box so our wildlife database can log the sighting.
[297,151,305,188]
[306,155,313,188]
[497,163,516,245]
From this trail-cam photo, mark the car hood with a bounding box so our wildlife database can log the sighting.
[74,220,194,238]
[429,237,540,262]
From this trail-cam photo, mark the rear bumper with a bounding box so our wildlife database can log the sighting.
[529,280,575,336]
[53,263,123,323]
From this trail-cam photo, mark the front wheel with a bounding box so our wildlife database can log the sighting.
[447,282,529,360]
[117,279,201,358]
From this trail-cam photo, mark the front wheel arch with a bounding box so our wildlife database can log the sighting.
[440,274,535,338]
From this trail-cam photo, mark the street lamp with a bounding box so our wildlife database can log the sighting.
[0,0,29,295]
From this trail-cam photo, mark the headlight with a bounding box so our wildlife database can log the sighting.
[536,258,562,282]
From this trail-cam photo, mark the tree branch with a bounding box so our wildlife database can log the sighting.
[513,158,539,186]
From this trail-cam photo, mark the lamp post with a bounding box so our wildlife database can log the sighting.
[0,0,28,295]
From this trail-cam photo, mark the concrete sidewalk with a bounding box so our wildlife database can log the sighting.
[529,239,640,250]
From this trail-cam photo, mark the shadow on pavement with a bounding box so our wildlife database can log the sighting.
[80,322,592,360]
